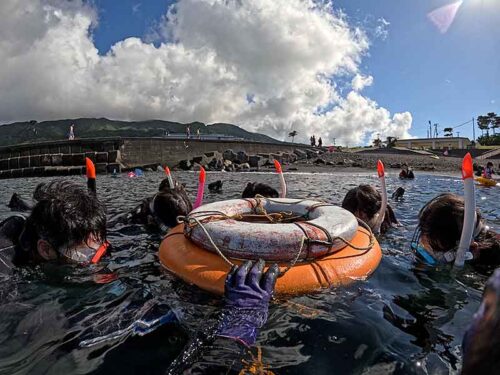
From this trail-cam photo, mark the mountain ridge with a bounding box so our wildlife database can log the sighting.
[0,118,281,146]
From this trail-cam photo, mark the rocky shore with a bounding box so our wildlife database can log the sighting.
[175,148,464,174]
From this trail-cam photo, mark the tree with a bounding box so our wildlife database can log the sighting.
[477,115,489,137]
[372,138,382,148]
[443,127,453,137]
[386,136,397,148]
[288,130,298,143]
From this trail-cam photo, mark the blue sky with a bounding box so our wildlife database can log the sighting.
[91,0,499,141]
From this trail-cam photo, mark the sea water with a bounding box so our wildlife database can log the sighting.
[0,171,498,374]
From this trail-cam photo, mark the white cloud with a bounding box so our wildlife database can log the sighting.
[351,74,373,91]
[0,0,412,146]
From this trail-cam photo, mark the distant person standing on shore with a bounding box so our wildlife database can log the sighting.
[318,137,323,148]
[196,128,200,139]
[186,125,191,139]
[68,124,75,140]
[311,135,316,147]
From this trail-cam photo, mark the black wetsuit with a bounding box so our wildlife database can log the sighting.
[0,215,26,274]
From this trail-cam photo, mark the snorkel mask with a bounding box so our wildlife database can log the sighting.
[410,218,486,265]
[58,240,110,265]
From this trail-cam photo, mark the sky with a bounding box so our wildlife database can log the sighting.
[0,0,498,145]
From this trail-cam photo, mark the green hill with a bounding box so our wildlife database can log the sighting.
[0,118,280,146]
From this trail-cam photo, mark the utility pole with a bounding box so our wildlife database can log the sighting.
[332,137,336,146]
[472,117,476,145]
[428,120,432,138]
[456,131,460,138]
[434,123,438,138]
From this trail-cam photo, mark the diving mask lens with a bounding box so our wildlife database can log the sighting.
[60,241,109,264]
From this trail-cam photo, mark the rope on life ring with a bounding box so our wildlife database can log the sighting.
[175,197,376,278]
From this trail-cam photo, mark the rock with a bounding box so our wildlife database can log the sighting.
[205,151,222,159]
[352,162,363,168]
[191,155,210,165]
[224,163,235,172]
[326,161,335,166]
[390,163,401,169]
[235,151,249,164]
[314,158,326,165]
[261,159,273,167]
[223,159,233,168]
[248,155,261,168]
[156,165,164,172]
[294,149,307,160]
[306,149,318,159]
[223,149,237,161]
[178,159,192,170]
[336,160,345,166]
[343,158,354,165]
[240,163,250,171]
[288,167,298,171]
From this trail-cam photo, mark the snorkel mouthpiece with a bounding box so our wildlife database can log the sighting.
[455,153,476,267]
[274,160,287,198]
[193,167,206,209]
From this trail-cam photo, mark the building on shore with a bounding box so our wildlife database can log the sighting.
[395,137,472,150]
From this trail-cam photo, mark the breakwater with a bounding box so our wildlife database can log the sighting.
[0,137,309,179]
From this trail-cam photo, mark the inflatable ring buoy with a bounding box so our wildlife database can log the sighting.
[184,198,359,261]
[475,177,497,187]
[159,198,382,295]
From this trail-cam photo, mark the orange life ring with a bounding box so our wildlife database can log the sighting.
[159,224,382,296]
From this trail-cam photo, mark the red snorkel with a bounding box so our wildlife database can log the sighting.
[86,157,96,194]
[455,153,476,267]
[91,241,110,264]
[373,160,387,234]
[164,166,175,189]
[193,167,206,209]
[274,160,287,198]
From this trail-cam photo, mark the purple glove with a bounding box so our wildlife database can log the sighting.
[217,259,279,346]
[462,268,500,375]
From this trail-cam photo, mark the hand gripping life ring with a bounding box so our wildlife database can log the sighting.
[159,198,382,295]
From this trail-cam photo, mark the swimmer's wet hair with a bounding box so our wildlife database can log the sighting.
[23,179,106,256]
[341,184,398,234]
[418,193,477,253]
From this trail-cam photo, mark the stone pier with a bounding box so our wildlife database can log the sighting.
[0,137,308,179]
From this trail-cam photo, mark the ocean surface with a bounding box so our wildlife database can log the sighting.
[0,171,499,375]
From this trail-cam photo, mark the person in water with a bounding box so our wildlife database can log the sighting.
[483,161,495,179]
[341,184,398,234]
[126,178,192,231]
[167,259,279,374]
[242,182,279,199]
[462,267,500,374]
[411,193,500,266]
[0,179,108,273]
[399,163,415,179]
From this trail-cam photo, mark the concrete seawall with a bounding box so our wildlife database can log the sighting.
[0,137,308,179]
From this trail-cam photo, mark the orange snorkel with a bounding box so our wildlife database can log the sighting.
[164,166,175,189]
[86,157,96,194]
[274,160,287,198]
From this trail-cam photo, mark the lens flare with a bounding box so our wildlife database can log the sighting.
[427,1,463,34]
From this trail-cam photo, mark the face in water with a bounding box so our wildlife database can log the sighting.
[38,235,108,264]
[411,219,485,265]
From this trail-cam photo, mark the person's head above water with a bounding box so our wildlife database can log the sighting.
[341,184,397,234]
[242,182,279,199]
[18,179,108,265]
[413,193,499,265]
[149,188,193,229]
